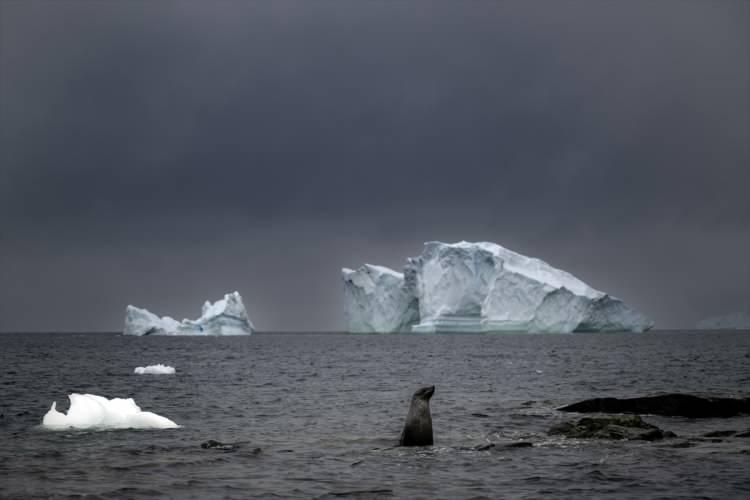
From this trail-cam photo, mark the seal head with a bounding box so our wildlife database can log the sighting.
[399,385,435,446]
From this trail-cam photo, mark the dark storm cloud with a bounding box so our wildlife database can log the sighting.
[1,0,748,331]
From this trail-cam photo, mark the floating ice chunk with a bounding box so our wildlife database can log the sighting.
[342,264,419,333]
[42,393,179,430]
[134,364,176,375]
[123,291,254,336]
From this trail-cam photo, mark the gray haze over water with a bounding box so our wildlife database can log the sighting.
[1,0,748,332]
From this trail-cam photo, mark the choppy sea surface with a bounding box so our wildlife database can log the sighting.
[1,331,749,499]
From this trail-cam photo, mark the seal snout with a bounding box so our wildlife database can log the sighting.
[415,385,435,400]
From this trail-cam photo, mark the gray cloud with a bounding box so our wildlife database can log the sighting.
[1,0,748,331]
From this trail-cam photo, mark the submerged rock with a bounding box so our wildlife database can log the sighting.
[668,440,696,448]
[703,430,737,437]
[200,440,240,451]
[549,416,674,441]
[473,441,533,451]
[558,394,750,418]
[504,441,534,448]
[324,489,394,498]
[474,443,495,451]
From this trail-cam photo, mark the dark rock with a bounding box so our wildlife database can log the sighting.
[505,441,533,448]
[735,429,750,437]
[688,437,725,443]
[558,394,750,418]
[474,443,495,451]
[326,489,393,498]
[474,441,533,451]
[471,413,489,418]
[200,440,239,451]
[704,430,737,437]
[548,415,674,441]
[668,440,696,448]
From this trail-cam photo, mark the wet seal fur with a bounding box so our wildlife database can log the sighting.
[399,386,435,446]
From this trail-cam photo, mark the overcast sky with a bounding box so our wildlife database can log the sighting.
[1,0,748,332]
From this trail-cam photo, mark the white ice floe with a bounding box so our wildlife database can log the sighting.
[42,393,179,430]
[134,364,176,375]
[123,291,254,336]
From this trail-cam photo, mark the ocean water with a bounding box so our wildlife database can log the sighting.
[1,331,749,499]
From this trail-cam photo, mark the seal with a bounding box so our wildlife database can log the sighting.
[399,385,435,446]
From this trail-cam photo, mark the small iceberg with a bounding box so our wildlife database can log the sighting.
[42,394,179,430]
[134,364,175,375]
[123,291,255,336]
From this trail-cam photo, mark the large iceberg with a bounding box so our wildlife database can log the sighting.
[344,241,653,333]
[696,308,750,330]
[124,291,254,336]
[342,264,419,333]
[42,393,178,430]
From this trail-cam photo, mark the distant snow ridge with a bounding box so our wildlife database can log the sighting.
[134,364,175,375]
[343,241,653,333]
[123,291,254,336]
[42,393,179,430]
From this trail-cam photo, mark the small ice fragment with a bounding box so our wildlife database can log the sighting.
[134,364,176,375]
